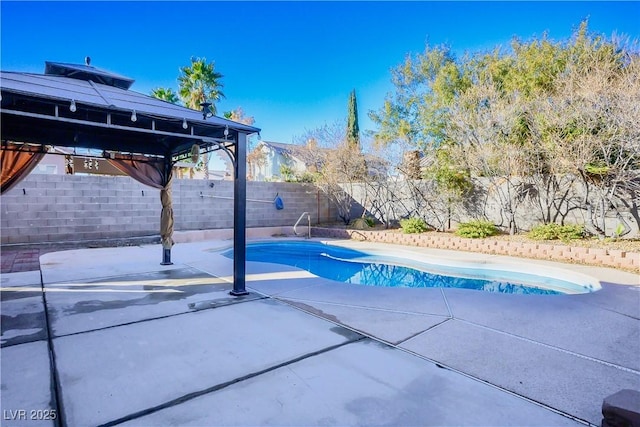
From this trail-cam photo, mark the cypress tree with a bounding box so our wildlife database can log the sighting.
[347,89,360,147]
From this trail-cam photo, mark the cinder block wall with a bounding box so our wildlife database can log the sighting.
[345,179,639,237]
[0,175,336,245]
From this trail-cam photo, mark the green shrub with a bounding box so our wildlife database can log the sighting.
[455,220,498,238]
[558,225,585,241]
[584,163,610,176]
[528,223,561,240]
[614,223,625,239]
[350,218,371,230]
[297,172,317,183]
[364,216,376,228]
[400,217,428,234]
[528,223,585,242]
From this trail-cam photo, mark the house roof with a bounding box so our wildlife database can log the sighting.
[259,141,298,154]
[259,140,332,156]
[256,140,389,175]
[1,68,260,157]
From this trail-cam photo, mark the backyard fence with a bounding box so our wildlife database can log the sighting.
[1,173,637,246]
[0,174,336,245]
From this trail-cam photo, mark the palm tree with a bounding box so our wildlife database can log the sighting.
[151,87,189,177]
[178,57,225,113]
[178,57,225,179]
[150,87,180,104]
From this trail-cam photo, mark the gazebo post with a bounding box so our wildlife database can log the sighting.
[160,155,174,266]
[162,248,172,265]
[230,132,249,296]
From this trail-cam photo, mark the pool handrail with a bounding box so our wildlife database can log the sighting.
[294,212,311,238]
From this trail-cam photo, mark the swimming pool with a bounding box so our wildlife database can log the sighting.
[222,241,600,295]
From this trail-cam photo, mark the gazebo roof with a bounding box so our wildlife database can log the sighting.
[0,66,260,158]
[45,60,136,90]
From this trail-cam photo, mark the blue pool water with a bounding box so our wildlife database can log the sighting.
[222,241,596,295]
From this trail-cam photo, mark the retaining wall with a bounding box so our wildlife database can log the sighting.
[0,174,335,245]
[313,227,640,273]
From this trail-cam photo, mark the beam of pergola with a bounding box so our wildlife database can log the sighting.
[0,63,259,295]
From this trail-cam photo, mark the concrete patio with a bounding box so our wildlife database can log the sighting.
[1,238,638,426]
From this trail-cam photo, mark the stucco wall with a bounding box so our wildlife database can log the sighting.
[0,175,336,245]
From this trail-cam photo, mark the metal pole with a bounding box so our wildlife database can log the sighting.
[162,248,172,265]
[230,132,248,296]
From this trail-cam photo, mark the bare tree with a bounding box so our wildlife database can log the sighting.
[443,80,538,234]
[541,47,640,237]
[293,121,367,224]
[317,143,368,224]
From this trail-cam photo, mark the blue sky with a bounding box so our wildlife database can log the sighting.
[2,1,638,146]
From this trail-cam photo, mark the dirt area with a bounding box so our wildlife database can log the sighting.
[490,233,640,253]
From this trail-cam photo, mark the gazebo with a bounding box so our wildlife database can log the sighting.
[0,60,260,295]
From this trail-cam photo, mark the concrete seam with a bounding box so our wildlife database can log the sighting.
[51,295,267,340]
[396,346,595,427]
[273,296,450,317]
[458,319,640,376]
[39,266,65,427]
[276,296,453,350]
[440,287,454,319]
[43,266,180,287]
[394,318,453,347]
[0,337,48,349]
[97,336,366,427]
[277,297,595,427]
[577,299,640,321]
[254,282,327,297]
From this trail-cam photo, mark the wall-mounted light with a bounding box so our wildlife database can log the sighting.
[131,110,137,122]
[70,100,77,112]
[224,125,229,139]
[200,101,212,120]
[182,118,188,129]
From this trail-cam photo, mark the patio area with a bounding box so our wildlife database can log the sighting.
[1,238,638,426]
